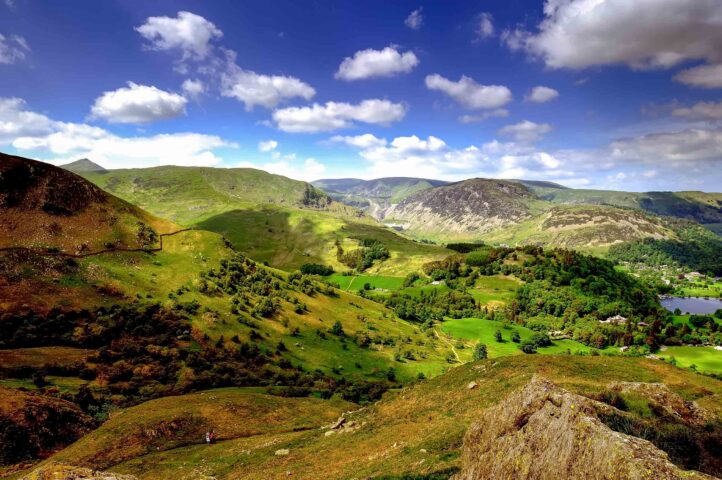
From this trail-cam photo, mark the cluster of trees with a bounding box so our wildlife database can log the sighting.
[608,223,722,275]
[338,239,390,271]
[386,289,478,324]
[300,263,334,275]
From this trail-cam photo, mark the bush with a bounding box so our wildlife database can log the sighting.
[473,343,488,360]
[520,340,537,354]
[511,330,521,343]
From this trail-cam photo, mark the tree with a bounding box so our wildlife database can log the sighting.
[330,321,345,337]
[494,329,503,342]
[473,343,488,360]
[511,330,521,343]
[520,340,537,354]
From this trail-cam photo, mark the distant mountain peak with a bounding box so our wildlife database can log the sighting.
[60,158,107,174]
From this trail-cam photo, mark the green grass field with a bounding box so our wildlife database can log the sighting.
[659,346,722,374]
[440,317,592,359]
[325,273,405,291]
[676,281,722,298]
[469,275,521,306]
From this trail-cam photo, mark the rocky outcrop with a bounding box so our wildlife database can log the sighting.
[609,381,713,426]
[455,376,717,480]
[20,463,137,480]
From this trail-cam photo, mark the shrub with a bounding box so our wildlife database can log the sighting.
[473,343,488,360]
[300,263,334,276]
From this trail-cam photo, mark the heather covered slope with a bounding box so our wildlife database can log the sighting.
[30,356,722,480]
[0,153,176,254]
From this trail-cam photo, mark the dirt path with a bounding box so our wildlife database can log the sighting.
[435,329,462,363]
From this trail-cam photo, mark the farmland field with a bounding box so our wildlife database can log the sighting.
[659,346,722,374]
[440,317,592,359]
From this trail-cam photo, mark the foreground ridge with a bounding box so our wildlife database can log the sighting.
[456,376,717,480]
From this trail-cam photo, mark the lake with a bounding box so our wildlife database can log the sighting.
[661,296,722,315]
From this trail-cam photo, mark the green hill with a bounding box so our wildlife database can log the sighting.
[79,166,451,273]
[24,355,722,479]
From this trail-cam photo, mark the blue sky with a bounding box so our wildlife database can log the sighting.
[1,0,721,191]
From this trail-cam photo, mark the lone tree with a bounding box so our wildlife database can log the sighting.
[494,329,503,342]
[511,330,521,343]
[473,343,488,361]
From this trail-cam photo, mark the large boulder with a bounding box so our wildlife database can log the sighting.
[455,376,717,480]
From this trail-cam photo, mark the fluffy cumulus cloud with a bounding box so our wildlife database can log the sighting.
[503,0,722,71]
[335,46,419,81]
[499,120,552,142]
[425,74,512,110]
[89,82,188,124]
[525,86,559,103]
[258,139,278,152]
[476,13,494,40]
[674,64,722,89]
[405,8,423,30]
[136,11,222,61]
[272,99,406,133]
[0,33,29,64]
[181,78,205,98]
[0,98,56,142]
[1,96,232,168]
[671,101,722,121]
[339,133,579,181]
[330,133,387,149]
[221,52,315,110]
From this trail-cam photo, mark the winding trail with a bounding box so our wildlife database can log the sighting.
[435,328,462,363]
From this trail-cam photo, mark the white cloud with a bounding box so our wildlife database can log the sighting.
[0,98,56,143]
[335,46,419,81]
[89,82,187,124]
[674,63,722,89]
[1,96,232,168]
[499,120,552,142]
[525,86,559,103]
[330,134,387,149]
[258,140,278,152]
[504,0,722,70]
[425,74,512,110]
[671,100,722,121]
[611,128,722,165]
[220,53,315,110]
[304,158,326,177]
[0,33,29,64]
[238,157,326,181]
[337,133,577,180]
[405,8,423,30]
[181,78,205,98]
[136,11,222,61]
[476,13,494,40]
[458,109,509,124]
[272,99,407,133]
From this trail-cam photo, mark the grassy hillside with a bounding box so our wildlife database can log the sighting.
[537,187,722,226]
[30,355,722,479]
[0,153,176,254]
[82,166,334,225]
[482,204,675,254]
[80,167,451,273]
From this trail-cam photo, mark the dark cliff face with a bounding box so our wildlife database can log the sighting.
[0,153,108,216]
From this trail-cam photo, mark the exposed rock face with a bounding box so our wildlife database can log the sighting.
[608,381,713,426]
[386,178,534,237]
[455,376,717,480]
[20,463,137,480]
